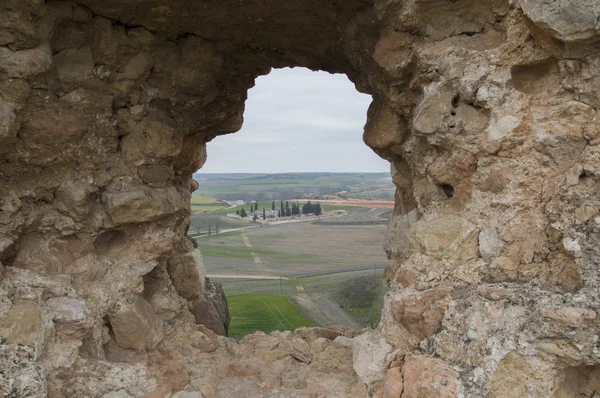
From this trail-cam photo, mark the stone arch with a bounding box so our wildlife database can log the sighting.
[1,0,599,396]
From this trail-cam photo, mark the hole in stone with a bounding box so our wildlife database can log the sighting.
[555,364,600,397]
[450,111,456,116]
[509,59,558,94]
[191,67,392,339]
[438,183,455,198]
[451,93,460,108]
[94,230,126,252]
[580,170,591,180]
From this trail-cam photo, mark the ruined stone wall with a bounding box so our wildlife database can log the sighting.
[0,0,599,396]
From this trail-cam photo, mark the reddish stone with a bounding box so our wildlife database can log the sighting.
[479,167,510,193]
[375,367,403,398]
[392,286,452,340]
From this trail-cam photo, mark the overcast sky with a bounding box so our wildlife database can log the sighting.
[199,68,390,173]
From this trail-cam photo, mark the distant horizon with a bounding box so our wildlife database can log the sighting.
[195,171,390,174]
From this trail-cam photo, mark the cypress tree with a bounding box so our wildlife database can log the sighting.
[272,201,275,211]
[240,208,247,218]
[262,208,266,220]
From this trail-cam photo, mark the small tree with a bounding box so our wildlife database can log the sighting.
[216,223,219,234]
[277,209,281,218]
[272,201,275,211]
[253,214,258,222]
[315,202,322,216]
[208,225,211,236]
[236,209,240,215]
[262,208,266,220]
[240,208,247,218]
[302,201,314,215]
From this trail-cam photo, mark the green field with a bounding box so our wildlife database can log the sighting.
[190,195,228,212]
[199,242,278,260]
[200,221,389,334]
[313,207,391,225]
[227,294,314,339]
[191,195,222,204]
[188,214,252,236]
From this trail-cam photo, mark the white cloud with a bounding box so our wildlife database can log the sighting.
[200,67,389,173]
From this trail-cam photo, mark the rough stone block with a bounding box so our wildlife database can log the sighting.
[0,300,45,357]
[121,117,182,162]
[352,330,393,385]
[53,45,94,82]
[541,306,597,327]
[191,278,229,336]
[118,52,153,80]
[410,215,478,260]
[374,367,403,398]
[108,296,164,351]
[413,81,454,135]
[167,250,205,301]
[46,297,88,323]
[102,186,187,226]
[519,0,600,42]
[137,164,173,186]
[391,285,452,340]
[363,102,406,151]
[478,227,503,264]
[55,179,97,220]
[0,100,19,145]
[0,44,53,78]
[402,355,460,398]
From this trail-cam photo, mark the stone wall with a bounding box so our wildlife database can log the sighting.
[0,0,599,396]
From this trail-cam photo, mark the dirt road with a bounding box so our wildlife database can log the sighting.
[292,292,362,330]
[208,274,288,280]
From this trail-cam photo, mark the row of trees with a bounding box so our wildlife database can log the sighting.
[302,201,322,216]
[236,200,323,219]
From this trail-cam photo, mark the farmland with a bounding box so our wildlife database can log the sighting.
[227,294,314,339]
[197,220,389,335]
[190,195,227,212]
[188,214,253,235]
[189,172,393,338]
[198,222,388,277]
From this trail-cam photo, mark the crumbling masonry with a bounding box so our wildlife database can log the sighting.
[1,0,599,396]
